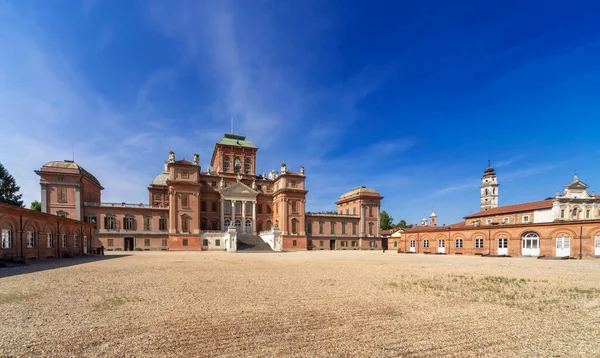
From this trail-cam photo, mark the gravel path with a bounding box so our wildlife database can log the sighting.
[1,251,600,357]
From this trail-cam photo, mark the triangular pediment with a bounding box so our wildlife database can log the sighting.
[564,181,589,190]
[220,181,258,198]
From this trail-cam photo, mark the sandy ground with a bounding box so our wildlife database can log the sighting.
[1,251,600,357]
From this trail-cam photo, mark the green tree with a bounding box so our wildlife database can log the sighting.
[0,162,24,207]
[30,200,41,211]
[380,210,394,230]
[396,220,413,229]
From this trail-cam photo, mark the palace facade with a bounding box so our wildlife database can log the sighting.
[389,165,600,258]
[34,133,383,252]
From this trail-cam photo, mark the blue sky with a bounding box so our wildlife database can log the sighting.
[1,0,600,225]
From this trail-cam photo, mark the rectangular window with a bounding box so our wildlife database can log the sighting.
[154,193,161,200]
[341,241,348,247]
[486,219,492,225]
[124,217,134,230]
[27,231,36,248]
[292,240,297,247]
[353,207,356,215]
[522,216,530,223]
[144,239,150,247]
[202,239,208,246]
[181,172,189,179]
[107,239,114,247]
[225,201,231,214]
[201,202,207,212]
[276,203,278,215]
[144,217,151,231]
[215,239,221,247]
[183,239,188,246]
[235,202,242,214]
[74,235,78,248]
[369,206,373,217]
[561,210,565,219]
[47,233,53,248]
[291,201,297,214]
[182,218,189,233]
[586,210,591,219]
[267,205,272,214]
[475,238,484,249]
[1,229,12,249]
[62,234,67,248]
[330,222,335,234]
[87,192,92,201]
[319,222,324,234]
[104,216,116,230]
[410,240,415,248]
[85,216,97,229]
[319,240,323,247]
[352,222,357,235]
[307,222,312,235]
[503,217,509,224]
[423,240,429,248]
[257,204,262,214]
[159,217,167,231]
[352,241,358,247]
[341,222,346,235]
[212,202,217,212]
[57,187,67,203]
[245,202,251,214]
[211,181,217,187]
[455,239,463,248]
[182,195,189,208]
[162,239,168,247]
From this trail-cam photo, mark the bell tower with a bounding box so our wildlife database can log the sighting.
[480,161,499,211]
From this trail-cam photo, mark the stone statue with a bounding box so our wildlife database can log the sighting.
[168,151,175,162]
[219,177,225,189]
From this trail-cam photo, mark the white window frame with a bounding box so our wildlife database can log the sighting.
[74,234,78,248]
[522,215,530,223]
[62,234,67,248]
[475,237,484,249]
[27,231,36,249]
[1,229,12,249]
[486,219,492,225]
[409,240,415,248]
[595,235,600,248]
[502,217,509,224]
[423,239,429,248]
[47,233,53,248]
[455,238,463,248]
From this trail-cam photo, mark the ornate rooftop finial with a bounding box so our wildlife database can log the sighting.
[488,159,491,168]
[430,208,436,217]
[168,151,175,163]
[574,171,579,182]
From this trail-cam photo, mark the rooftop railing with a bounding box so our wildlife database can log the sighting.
[84,202,162,209]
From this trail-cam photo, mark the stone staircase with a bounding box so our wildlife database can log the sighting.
[237,235,273,252]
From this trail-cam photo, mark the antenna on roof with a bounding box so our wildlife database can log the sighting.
[488,159,491,168]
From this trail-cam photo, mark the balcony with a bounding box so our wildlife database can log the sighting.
[84,202,167,209]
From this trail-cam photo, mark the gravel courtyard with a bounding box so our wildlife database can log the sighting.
[1,251,600,357]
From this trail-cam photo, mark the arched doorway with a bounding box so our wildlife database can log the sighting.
[235,219,242,233]
[522,232,540,256]
[265,220,272,231]
[224,219,231,229]
[437,239,445,253]
[201,217,208,231]
[245,220,252,235]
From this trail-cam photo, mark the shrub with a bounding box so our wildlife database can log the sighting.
[134,247,143,251]
[115,248,123,251]
[397,248,401,253]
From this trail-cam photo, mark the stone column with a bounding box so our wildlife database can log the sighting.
[252,201,257,235]
[220,198,225,231]
[40,183,48,213]
[360,203,366,236]
[75,185,81,221]
[242,200,246,234]
[231,200,235,224]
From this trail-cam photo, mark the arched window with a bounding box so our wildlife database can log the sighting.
[291,219,298,234]
[1,227,13,249]
[485,188,488,195]
[368,222,374,235]
[224,219,231,228]
[224,157,230,172]
[572,208,578,218]
[493,188,496,194]
[244,159,251,174]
